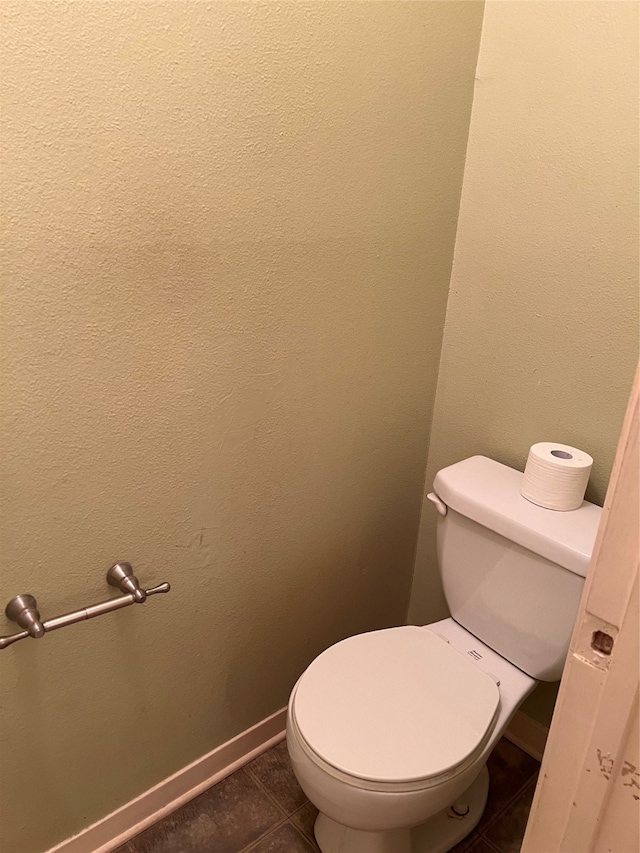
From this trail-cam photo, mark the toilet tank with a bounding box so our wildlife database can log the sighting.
[432,456,602,681]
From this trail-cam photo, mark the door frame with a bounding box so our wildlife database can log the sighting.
[521,363,639,853]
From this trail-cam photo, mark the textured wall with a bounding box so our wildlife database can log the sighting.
[408,1,639,724]
[0,2,483,850]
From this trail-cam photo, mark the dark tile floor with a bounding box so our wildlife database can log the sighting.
[116,737,539,853]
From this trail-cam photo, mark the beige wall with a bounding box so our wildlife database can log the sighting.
[409,1,639,726]
[0,3,483,850]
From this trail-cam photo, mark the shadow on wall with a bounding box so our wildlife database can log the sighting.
[223,478,420,727]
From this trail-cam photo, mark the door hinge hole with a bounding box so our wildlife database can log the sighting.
[591,630,614,656]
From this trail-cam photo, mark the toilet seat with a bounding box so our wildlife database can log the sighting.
[291,626,500,791]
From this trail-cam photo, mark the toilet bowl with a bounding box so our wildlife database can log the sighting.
[287,618,535,853]
[286,456,602,852]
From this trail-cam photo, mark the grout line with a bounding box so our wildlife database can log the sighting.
[243,744,311,821]
[289,819,319,852]
[480,839,503,853]
[243,762,297,820]
[242,752,317,850]
[289,801,320,853]
[290,805,320,852]
[240,814,291,853]
[479,766,539,837]
[457,832,478,853]
[479,775,539,853]
[291,806,321,851]
[290,801,316,837]
[241,818,318,853]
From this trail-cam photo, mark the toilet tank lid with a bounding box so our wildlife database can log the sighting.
[433,456,602,578]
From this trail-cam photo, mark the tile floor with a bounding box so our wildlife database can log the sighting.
[116,737,539,853]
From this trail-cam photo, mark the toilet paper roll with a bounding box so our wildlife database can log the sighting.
[521,442,593,511]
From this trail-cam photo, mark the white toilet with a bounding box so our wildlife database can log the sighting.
[286,455,602,853]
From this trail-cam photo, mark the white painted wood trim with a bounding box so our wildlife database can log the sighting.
[46,707,287,853]
[505,710,549,762]
[522,364,640,853]
[43,692,549,853]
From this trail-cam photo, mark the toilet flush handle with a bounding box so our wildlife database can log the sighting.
[427,493,448,517]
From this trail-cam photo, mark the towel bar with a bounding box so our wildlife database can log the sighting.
[0,562,170,650]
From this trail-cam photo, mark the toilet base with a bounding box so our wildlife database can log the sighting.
[314,765,490,853]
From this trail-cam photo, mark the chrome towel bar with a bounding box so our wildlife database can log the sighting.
[0,562,170,650]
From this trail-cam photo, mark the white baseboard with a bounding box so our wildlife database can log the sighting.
[505,710,549,762]
[47,707,287,853]
[46,704,544,853]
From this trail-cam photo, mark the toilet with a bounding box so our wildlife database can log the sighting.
[286,455,602,853]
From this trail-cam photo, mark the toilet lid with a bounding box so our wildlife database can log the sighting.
[292,626,500,784]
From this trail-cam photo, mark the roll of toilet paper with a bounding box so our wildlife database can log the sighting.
[520,442,593,511]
